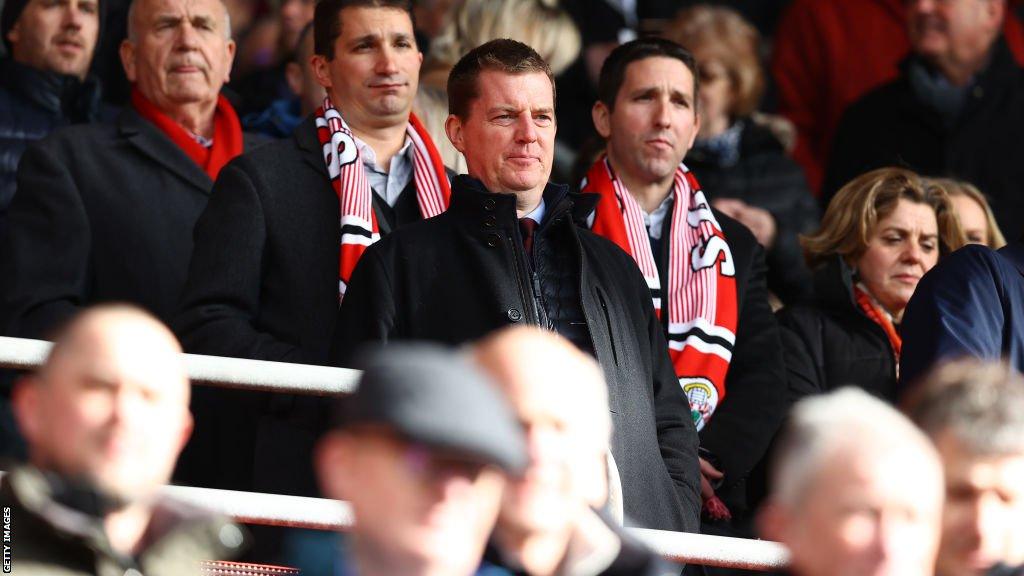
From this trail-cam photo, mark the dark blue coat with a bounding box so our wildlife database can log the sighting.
[900,241,1024,392]
[0,59,107,233]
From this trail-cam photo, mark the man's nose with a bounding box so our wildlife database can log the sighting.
[514,114,539,144]
[375,45,400,76]
[654,98,673,128]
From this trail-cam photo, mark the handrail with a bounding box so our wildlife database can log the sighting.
[0,336,358,396]
[0,336,791,570]
[158,484,789,571]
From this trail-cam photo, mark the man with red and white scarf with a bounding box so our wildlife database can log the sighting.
[173,0,450,496]
[0,0,256,339]
[584,38,788,538]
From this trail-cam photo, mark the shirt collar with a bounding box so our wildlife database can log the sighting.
[523,198,546,224]
[353,134,414,174]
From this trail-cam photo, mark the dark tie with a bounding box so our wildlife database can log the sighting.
[519,217,538,255]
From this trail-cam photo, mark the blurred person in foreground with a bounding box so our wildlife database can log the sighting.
[0,0,106,230]
[778,168,964,403]
[665,5,818,306]
[759,387,945,576]
[904,359,1024,576]
[315,343,526,576]
[3,304,245,573]
[928,178,1006,248]
[825,0,1024,240]
[583,36,788,532]
[473,327,674,576]
[332,38,702,535]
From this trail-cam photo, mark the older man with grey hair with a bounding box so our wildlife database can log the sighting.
[905,359,1024,576]
[759,388,945,576]
[0,0,264,490]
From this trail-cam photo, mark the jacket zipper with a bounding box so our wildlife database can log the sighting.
[509,227,541,326]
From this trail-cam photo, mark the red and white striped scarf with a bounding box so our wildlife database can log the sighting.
[315,97,450,301]
[584,155,738,431]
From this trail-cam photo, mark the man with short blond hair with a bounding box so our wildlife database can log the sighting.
[2,305,244,573]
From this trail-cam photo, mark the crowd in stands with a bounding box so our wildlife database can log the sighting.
[0,0,1023,574]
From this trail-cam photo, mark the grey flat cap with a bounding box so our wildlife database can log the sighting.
[333,343,527,474]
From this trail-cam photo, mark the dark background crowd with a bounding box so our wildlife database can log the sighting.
[2,0,1024,575]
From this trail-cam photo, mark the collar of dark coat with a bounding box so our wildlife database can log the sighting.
[811,254,860,314]
[896,35,1019,124]
[294,113,333,178]
[117,107,214,193]
[2,465,244,567]
[448,174,594,229]
[0,58,102,119]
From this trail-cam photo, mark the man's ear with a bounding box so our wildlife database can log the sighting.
[592,101,612,140]
[10,376,40,446]
[687,111,701,150]
[445,114,465,153]
[6,20,21,50]
[311,54,333,90]
[223,40,237,83]
[756,500,789,543]
[120,39,137,82]
[285,61,303,97]
[315,433,356,501]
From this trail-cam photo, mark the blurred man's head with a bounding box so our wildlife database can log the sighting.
[906,0,1004,84]
[2,0,100,80]
[277,0,313,54]
[905,360,1024,576]
[12,305,192,505]
[592,37,700,190]
[446,39,555,208]
[311,0,420,131]
[760,388,944,576]
[120,0,235,114]
[472,327,613,541]
[285,22,323,115]
[316,344,525,576]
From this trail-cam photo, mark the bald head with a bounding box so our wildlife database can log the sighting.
[14,305,192,505]
[472,327,612,537]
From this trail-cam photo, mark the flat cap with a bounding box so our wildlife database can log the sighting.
[333,344,527,474]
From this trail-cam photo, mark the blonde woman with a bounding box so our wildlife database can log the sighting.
[413,0,581,173]
[777,168,965,402]
[927,178,1006,248]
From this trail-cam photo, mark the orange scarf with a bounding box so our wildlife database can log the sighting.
[131,88,244,181]
[853,285,902,360]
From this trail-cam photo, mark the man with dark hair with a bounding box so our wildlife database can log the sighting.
[174,0,449,495]
[243,22,325,138]
[333,38,702,534]
[905,359,1024,576]
[0,0,256,339]
[0,0,106,232]
[824,0,1024,239]
[583,37,787,535]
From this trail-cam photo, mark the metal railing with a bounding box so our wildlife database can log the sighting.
[0,336,790,571]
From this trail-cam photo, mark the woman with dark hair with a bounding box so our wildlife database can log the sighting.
[778,167,965,402]
[665,5,819,305]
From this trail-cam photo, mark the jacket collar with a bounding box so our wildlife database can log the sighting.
[118,107,214,193]
[812,254,859,313]
[0,58,103,119]
[1000,239,1024,277]
[3,465,244,565]
[448,175,573,228]
[294,113,332,179]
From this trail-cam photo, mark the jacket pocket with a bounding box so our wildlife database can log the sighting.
[594,285,620,367]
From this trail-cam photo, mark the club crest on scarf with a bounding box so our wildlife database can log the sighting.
[315,96,452,303]
[585,155,738,431]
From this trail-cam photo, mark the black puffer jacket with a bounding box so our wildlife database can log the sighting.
[776,255,898,403]
[688,119,819,304]
[332,175,702,534]
[0,58,106,231]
